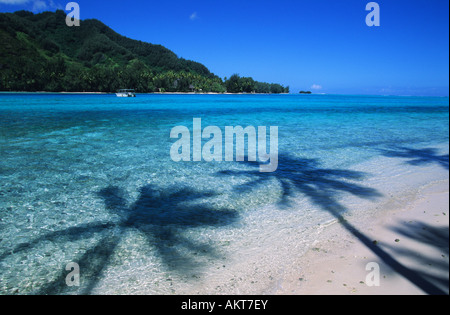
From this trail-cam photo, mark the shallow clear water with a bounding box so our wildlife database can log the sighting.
[0,93,448,294]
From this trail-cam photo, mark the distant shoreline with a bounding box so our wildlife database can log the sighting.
[1,92,448,97]
[0,91,292,95]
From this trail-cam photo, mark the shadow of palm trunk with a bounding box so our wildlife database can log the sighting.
[3,183,239,295]
[33,230,120,295]
[77,234,122,295]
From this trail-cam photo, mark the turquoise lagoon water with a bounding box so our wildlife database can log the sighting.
[0,93,448,294]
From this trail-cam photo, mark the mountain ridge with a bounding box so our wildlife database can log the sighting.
[0,10,289,93]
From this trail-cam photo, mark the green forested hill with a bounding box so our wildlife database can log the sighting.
[0,10,289,93]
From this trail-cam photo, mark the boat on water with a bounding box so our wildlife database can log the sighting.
[116,89,136,97]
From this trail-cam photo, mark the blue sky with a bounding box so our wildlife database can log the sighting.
[1,0,449,96]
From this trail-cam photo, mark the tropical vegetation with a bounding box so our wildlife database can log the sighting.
[0,10,289,94]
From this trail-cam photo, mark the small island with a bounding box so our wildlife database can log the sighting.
[299,91,312,94]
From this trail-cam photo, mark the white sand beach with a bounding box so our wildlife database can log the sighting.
[278,180,449,295]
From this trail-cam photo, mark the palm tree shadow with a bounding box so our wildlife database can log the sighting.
[101,184,239,272]
[392,223,449,255]
[380,146,449,170]
[219,155,381,211]
[217,154,447,295]
[2,184,239,295]
[386,222,449,294]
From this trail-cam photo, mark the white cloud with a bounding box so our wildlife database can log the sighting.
[0,0,30,4]
[311,84,323,90]
[0,0,62,12]
[189,12,198,21]
[32,0,47,11]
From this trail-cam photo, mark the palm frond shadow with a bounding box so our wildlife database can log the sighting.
[100,185,238,272]
[217,154,447,295]
[380,146,449,170]
[1,184,239,295]
[384,222,449,294]
[219,155,381,210]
